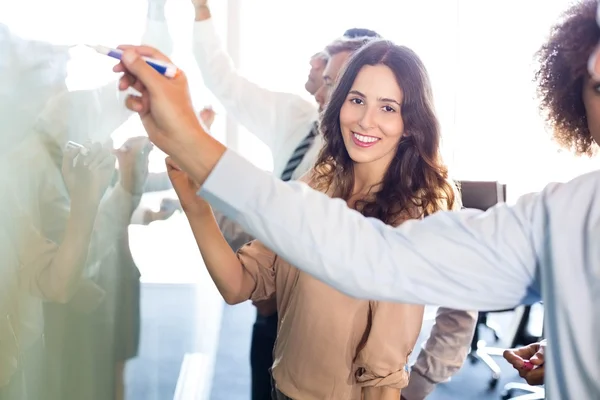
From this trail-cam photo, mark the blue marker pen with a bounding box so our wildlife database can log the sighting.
[86,44,180,78]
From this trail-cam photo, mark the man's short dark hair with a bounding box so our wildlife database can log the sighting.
[343,28,381,39]
[324,37,375,58]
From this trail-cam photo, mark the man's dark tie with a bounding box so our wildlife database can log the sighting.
[280,122,318,182]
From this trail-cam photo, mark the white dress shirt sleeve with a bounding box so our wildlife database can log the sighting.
[199,150,540,311]
[192,19,317,152]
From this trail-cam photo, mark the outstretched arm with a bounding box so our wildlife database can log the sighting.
[197,149,541,311]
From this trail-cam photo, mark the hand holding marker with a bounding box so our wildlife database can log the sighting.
[86,45,180,78]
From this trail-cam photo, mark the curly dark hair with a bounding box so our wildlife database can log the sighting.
[312,40,456,223]
[535,0,600,155]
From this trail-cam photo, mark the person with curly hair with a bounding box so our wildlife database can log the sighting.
[503,0,600,388]
[535,0,600,155]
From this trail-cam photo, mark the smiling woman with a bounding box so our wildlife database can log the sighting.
[314,39,456,221]
[340,67,405,158]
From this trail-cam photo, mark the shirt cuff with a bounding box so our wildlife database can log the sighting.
[356,368,409,389]
[198,149,262,221]
[402,369,438,400]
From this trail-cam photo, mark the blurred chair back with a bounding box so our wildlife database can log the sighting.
[459,181,506,210]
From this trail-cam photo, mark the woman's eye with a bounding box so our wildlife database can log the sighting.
[350,98,364,105]
[383,105,396,112]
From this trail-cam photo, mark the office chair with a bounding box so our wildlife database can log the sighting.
[459,181,539,390]
[467,304,538,390]
[501,383,545,399]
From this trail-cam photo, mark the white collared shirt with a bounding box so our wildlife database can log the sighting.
[191,18,321,179]
[200,149,600,399]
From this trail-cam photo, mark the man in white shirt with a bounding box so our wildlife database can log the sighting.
[113,43,600,399]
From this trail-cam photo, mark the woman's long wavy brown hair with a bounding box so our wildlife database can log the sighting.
[312,40,456,223]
